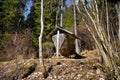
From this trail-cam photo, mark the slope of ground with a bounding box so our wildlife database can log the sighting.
[0,50,115,80]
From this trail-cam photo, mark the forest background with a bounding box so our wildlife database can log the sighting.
[0,0,119,62]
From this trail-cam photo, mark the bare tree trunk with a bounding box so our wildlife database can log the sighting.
[116,2,120,40]
[76,0,120,79]
[79,0,113,69]
[39,0,48,78]
[56,0,63,57]
[114,2,120,79]
[118,2,120,40]
[73,0,79,54]
[39,0,44,66]
[60,0,63,27]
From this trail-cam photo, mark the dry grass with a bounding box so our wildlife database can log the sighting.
[0,50,114,80]
[0,28,36,61]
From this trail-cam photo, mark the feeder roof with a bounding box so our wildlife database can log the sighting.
[46,26,81,40]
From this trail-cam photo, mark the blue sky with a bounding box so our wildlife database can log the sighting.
[65,0,79,8]
[65,0,73,8]
[0,0,3,2]
[24,0,34,21]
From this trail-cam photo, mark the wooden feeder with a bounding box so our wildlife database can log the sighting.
[46,27,81,58]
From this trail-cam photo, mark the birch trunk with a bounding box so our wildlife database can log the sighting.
[79,0,113,69]
[39,0,44,65]
[60,0,63,27]
[39,0,48,78]
[56,0,63,57]
[73,0,79,54]
[77,0,120,79]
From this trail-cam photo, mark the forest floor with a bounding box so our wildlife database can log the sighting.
[0,50,115,80]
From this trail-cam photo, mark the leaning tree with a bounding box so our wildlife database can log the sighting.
[76,0,120,79]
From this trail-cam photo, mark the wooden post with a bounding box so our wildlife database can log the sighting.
[56,30,60,57]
